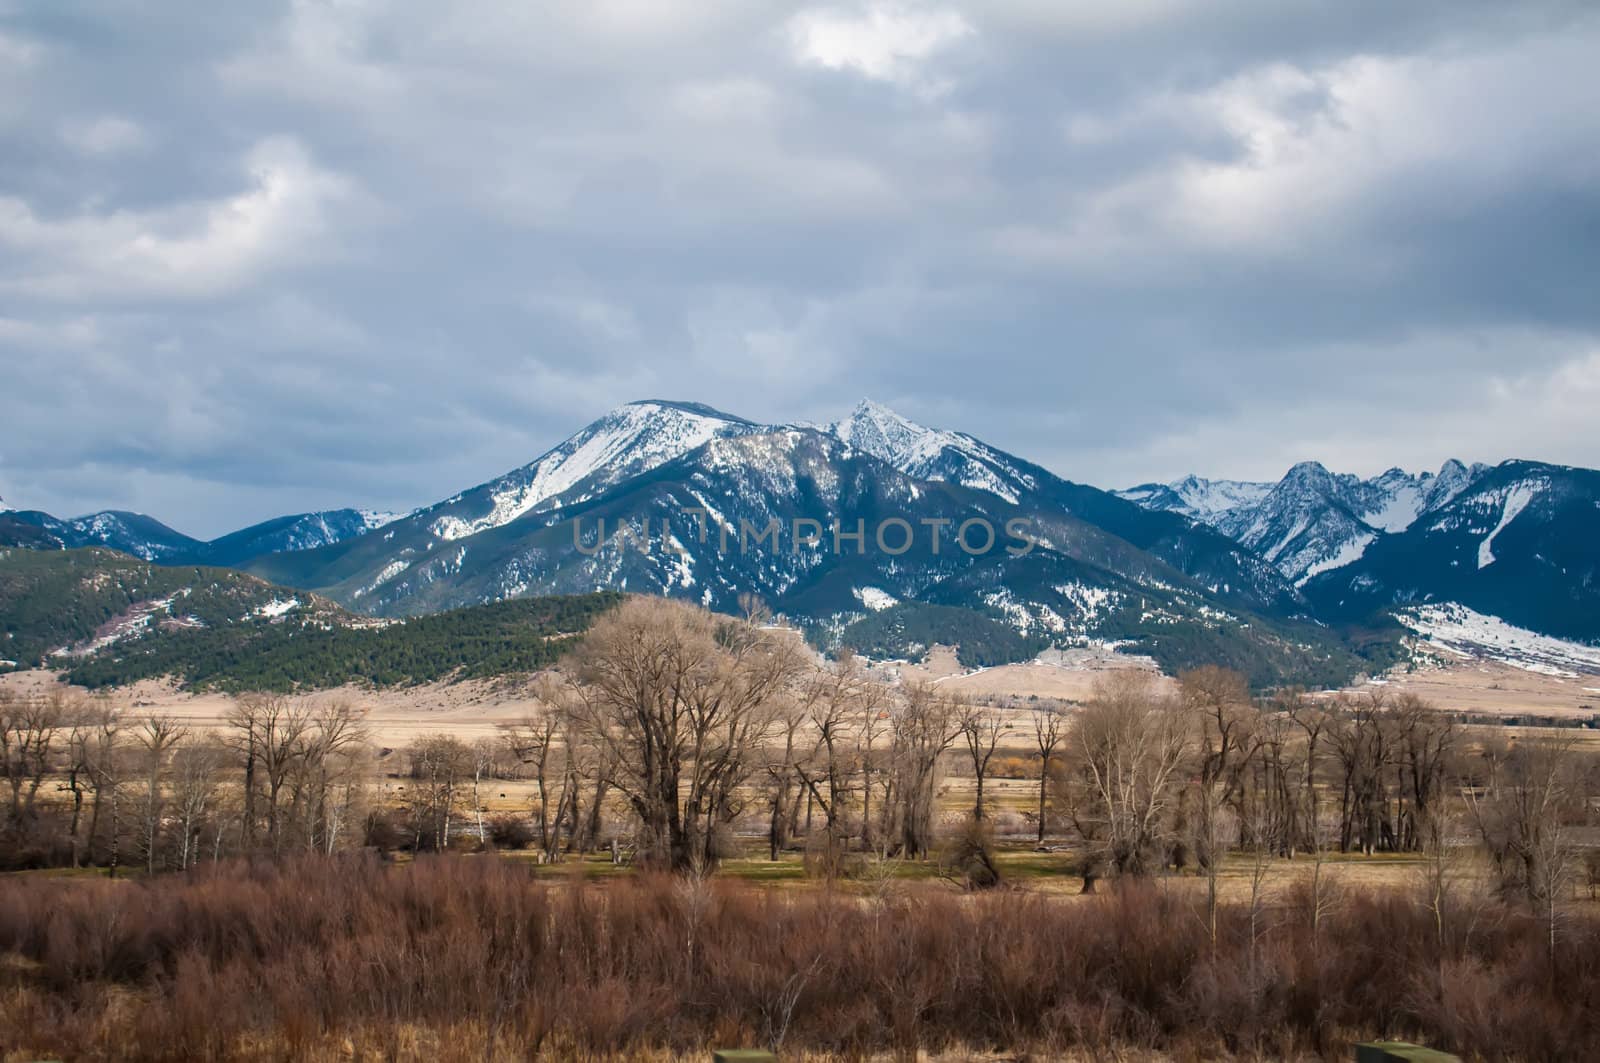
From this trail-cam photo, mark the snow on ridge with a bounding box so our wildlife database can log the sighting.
[1399,603,1600,677]
[360,509,409,531]
[1167,476,1273,520]
[830,399,1031,502]
[433,402,761,543]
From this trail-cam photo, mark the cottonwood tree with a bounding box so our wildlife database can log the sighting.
[883,683,963,859]
[762,692,812,861]
[171,738,225,869]
[224,693,309,850]
[1063,672,1188,891]
[410,734,472,851]
[134,715,187,874]
[857,678,891,853]
[0,690,69,834]
[563,597,806,871]
[1029,702,1065,847]
[959,701,1008,822]
[1467,735,1583,967]
[794,651,881,857]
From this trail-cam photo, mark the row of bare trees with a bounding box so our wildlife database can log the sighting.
[1052,667,1598,916]
[1,688,371,873]
[6,596,1596,900]
[478,599,1018,872]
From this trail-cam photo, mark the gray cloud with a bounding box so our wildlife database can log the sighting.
[1,0,1597,535]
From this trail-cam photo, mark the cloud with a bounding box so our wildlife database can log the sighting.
[0,2,1596,534]
[787,2,973,90]
[59,115,149,156]
[0,137,356,301]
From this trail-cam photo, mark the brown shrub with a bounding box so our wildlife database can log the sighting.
[0,855,1595,1060]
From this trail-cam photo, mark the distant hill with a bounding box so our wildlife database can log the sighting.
[0,548,621,692]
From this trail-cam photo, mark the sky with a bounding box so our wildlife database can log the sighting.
[2,1,1598,538]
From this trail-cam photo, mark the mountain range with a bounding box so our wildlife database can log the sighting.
[1119,457,1600,645]
[4,398,1597,686]
[0,505,404,565]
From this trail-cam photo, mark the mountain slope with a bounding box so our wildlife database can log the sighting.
[187,508,407,567]
[1302,461,1600,642]
[827,401,1306,617]
[0,547,621,690]
[423,399,765,542]
[0,509,203,560]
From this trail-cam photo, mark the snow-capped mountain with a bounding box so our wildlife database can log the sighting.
[12,398,1597,681]
[829,399,1041,503]
[1303,460,1600,642]
[1116,475,1273,522]
[825,401,1303,616]
[426,400,766,542]
[236,402,1352,686]
[1119,460,1488,584]
[193,508,412,566]
[0,506,408,566]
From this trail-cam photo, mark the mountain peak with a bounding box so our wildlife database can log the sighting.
[1283,460,1332,481]
[622,399,757,425]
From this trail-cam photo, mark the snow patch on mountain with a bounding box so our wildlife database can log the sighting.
[360,509,409,531]
[1399,603,1600,676]
[1296,531,1376,586]
[434,401,762,542]
[254,597,300,619]
[1053,581,1117,623]
[853,586,898,611]
[1477,481,1540,569]
[354,558,412,600]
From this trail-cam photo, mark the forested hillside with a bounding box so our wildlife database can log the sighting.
[0,549,622,692]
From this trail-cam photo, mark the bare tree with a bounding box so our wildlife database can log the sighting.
[562,597,805,871]
[410,734,472,851]
[82,704,125,876]
[958,700,1008,822]
[295,700,368,853]
[0,690,68,832]
[1029,702,1065,848]
[502,686,564,854]
[1063,672,1188,891]
[1466,735,1582,974]
[799,651,872,846]
[171,738,225,869]
[762,692,811,861]
[884,683,962,859]
[134,715,188,873]
[469,737,498,846]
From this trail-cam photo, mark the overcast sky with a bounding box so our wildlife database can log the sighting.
[3,2,1598,537]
